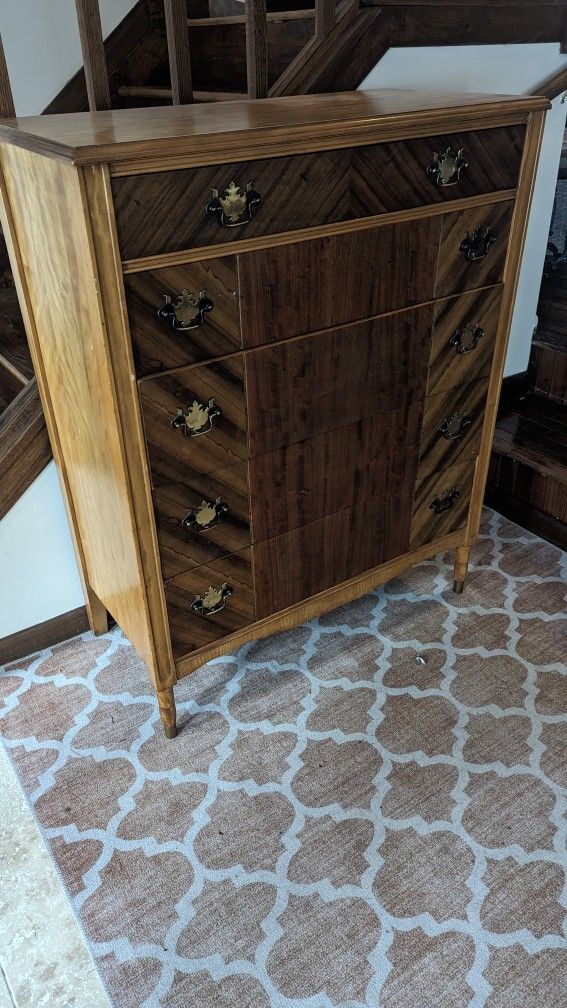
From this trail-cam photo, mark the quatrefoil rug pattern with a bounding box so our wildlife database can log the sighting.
[1,509,566,1007]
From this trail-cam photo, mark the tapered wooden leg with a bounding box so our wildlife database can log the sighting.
[453,545,471,594]
[157,685,178,739]
[85,585,108,635]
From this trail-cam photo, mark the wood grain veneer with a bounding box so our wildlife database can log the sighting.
[410,457,476,550]
[428,286,503,397]
[418,377,489,476]
[436,201,514,298]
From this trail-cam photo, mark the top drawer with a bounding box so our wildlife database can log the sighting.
[112,125,525,261]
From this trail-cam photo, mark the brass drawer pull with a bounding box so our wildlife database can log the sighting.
[449,324,485,355]
[430,488,461,514]
[171,398,221,437]
[460,226,497,262]
[438,411,473,441]
[427,146,469,188]
[182,497,228,532]
[206,180,261,228]
[158,289,213,331]
[191,582,233,616]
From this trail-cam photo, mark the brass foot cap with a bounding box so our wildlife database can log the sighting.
[453,580,465,595]
[163,723,178,740]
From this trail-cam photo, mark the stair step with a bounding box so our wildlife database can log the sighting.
[530,338,567,406]
[492,394,567,486]
[187,9,314,25]
[117,86,247,102]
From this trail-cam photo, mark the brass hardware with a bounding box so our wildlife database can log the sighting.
[171,398,221,437]
[438,411,472,441]
[430,488,461,514]
[182,497,228,532]
[427,146,469,188]
[460,226,497,262]
[158,289,213,331]
[206,180,261,227]
[191,582,233,616]
[449,324,485,355]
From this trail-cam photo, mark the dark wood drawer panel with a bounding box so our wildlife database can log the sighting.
[139,355,247,479]
[245,306,433,455]
[250,406,422,542]
[418,378,488,477]
[238,220,439,347]
[125,258,241,376]
[254,495,411,619]
[165,548,255,658]
[429,287,503,397]
[113,149,350,259]
[410,459,476,550]
[436,201,514,298]
[350,125,524,216]
[152,461,250,580]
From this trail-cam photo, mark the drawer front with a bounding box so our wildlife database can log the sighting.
[152,461,250,580]
[245,306,433,455]
[428,287,503,397]
[165,548,255,658]
[418,379,488,477]
[254,494,411,619]
[126,258,241,376]
[350,125,524,216]
[410,459,476,549]
[249,406,422,542]
[238,220,439,347]
[139,355,248,479]
[436,201,514,298]
[113,149,350,259]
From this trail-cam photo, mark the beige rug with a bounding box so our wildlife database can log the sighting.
[1,508,566,1007]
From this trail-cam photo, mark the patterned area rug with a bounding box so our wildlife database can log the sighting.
[1,508,566,1008]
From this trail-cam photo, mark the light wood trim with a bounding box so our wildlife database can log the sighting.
[465,110,548,545]
[121,189,518,273]
[175,529,466,678]
[0,155,108,635]
[246,0,268,99]
[0,34,15,119]
[82,164,177,688]
[164,0,193,105]
[74,0,111,111]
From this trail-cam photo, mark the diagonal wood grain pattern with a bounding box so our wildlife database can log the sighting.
[410,457,476,550]
[418,378,489,476]
[436,201,514,298]
[428,286,503,396]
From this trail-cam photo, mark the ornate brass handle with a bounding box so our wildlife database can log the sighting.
[182,497,228,532]
[158,289,213,331]
[430,488,461,514]
[449,324,485,355]
[191,582,233,616]
[171,398,221,437]
[460,226,497,262]
[427,146,469,188]
[438,411,473,441]
[206,180,261,228]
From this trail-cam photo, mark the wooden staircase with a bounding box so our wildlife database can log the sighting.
[2,0,567,525]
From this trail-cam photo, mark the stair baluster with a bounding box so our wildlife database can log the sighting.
[246,0,269,99]
[74,0,111,111]
[165,0,194,104]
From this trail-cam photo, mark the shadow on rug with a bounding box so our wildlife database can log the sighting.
[1,508,566,1007]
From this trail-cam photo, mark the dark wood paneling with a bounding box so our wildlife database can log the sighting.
[165,547,255,657]
[253,488,412,618]
[0,606,89,666]
[125,257,241,375]
[238,219,439,346]
[410,457,475,549]
[0,380,51,521]
[139,354,248,480]
[376,4,567,47]
[492,393,567,483]
[428,286,503,396]
[350,126,525,215]
[436,201,514,298]
[250,405,423,540]
[418,378,488,477]
[152,460,250,580]
[112,149,351,259]
[245,305,434,455]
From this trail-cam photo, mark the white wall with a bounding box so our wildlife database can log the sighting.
[359,44,567,374]
[0,29,565,638]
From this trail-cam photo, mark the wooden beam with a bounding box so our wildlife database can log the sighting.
[187,9,315,26]
[270,0,359,96]
[0,34,15,118]
[531,64,567,99]
[74,0,111,111]
[371,4,567,46]
[0,379,51,522]
[164,0,193,104]
[316,0,336,37]
[246,0,269,98]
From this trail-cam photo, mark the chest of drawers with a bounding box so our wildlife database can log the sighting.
[0,90,547,738]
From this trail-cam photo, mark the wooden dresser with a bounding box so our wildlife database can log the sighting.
[0,90,547,737]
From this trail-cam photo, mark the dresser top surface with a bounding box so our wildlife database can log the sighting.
[0,88,548,169]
